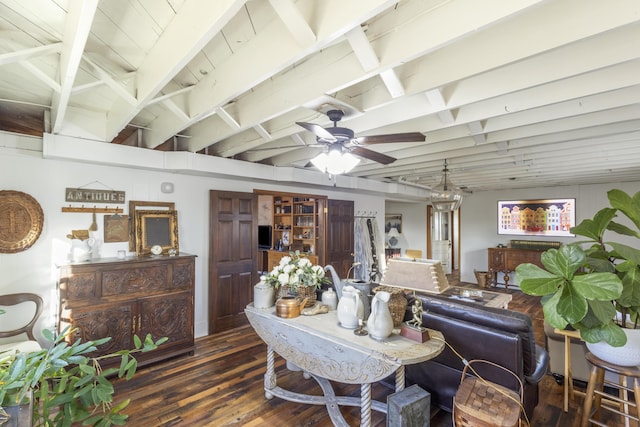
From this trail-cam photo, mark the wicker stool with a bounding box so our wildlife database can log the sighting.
[580,352,640,427]
[453,360,523,427]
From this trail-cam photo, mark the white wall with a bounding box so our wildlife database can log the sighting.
[459,182,640,283]
[385,201,427,256]
[0,136,389,343]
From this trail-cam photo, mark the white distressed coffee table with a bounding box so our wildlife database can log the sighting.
[245,304,444,427]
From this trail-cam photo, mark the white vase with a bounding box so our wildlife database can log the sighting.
[367,291,394,340]
[321,287,338,310]
[337,285,364,329]
[253,281,275,309]
[585,327,640,367]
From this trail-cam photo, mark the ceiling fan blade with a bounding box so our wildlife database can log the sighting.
[353,132,425,145]
[350,147,397,165]
[296,121,337,142]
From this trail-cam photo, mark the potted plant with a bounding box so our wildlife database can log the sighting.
[0,325,166,426]
[261,250,330,307]
[516,189,640,365]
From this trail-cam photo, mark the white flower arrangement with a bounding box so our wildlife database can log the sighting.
[261,251,329,291]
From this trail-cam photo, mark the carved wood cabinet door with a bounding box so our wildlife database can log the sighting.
[69,301,135,356]
[139,290,194,347]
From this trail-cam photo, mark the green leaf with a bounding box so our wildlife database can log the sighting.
[42,328,55,342]
[516,263,562,296]
[79,363,96,375]
[542,245,585,278]
[608,189,640,230]
[580,321,627,346]
[119,354,129,376]
[133,335,142,349]
[607,221,640,239]
[556,282,588,324]
[541,292,569,330]
[571,208,617,241]
[571,272,622,300]
[587,300,617,324]
[111,398,131,414]
[125,358,138,381]
[609,242,640,265]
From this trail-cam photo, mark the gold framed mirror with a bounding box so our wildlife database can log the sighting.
[128,200,175,251]
[135,210,179,255]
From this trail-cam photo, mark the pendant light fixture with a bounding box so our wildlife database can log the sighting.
[430,159,463,211]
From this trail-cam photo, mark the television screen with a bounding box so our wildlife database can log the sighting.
[258,225,272,249]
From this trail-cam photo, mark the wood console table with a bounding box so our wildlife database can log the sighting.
[488,247,544,288]
[245,304,444,427]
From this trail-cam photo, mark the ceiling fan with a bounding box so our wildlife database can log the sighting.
[295,109,425,165]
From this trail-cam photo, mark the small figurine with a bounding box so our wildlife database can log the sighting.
[407,299,423,329]
[401,298,430,342]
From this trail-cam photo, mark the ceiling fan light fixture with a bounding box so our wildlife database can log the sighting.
[430,160,463,211]
[311,149,360,175]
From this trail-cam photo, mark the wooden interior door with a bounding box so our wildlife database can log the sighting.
[325,199,355,279]
[209,190,258,334]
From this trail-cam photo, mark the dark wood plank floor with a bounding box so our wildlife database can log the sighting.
[114,280,631,426]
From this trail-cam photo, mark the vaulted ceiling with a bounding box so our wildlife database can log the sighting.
[1,0,639,193]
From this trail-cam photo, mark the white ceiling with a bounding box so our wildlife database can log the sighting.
[1,0,639,193]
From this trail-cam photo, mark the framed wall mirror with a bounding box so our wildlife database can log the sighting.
[128,200,175,251]
[135,210,179,255]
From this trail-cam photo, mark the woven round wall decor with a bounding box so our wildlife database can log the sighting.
[0,190,45,253]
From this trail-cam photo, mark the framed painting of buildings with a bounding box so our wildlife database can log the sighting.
[497,198,575,237]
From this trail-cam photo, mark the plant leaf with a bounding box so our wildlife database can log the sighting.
[580,321,627,346]
[556,282,588,324]
[572,272,622,300]
[516,263,562,296]
[571,208,617,241]
[541,291,569,330]
[608,189,640,230]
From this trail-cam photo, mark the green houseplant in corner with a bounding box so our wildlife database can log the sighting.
[0,325,166,427]
[516,189,640,366]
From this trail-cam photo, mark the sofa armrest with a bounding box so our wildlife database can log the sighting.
[525,344,549,384]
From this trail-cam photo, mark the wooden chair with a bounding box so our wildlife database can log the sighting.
[405,249,422,259]
[0,293,43,353]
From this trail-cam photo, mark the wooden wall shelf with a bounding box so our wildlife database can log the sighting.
[61,206,123,214]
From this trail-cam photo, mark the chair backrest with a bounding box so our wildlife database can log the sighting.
[0,293,43,341]
[405,249,423,259]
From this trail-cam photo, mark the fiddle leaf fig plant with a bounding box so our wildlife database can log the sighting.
[516,189,640,347]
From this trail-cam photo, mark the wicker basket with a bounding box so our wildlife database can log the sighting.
[474,270,490,288]
[279,285,316,307]
[373,286,407,327]
[296,285,317,307]
[453,360,523,427]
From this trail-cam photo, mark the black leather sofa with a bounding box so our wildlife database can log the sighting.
[404,293,549,419]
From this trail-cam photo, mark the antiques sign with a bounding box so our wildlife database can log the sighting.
[65,188,125,204]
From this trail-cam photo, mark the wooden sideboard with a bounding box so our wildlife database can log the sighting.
[58,254,196,367]
[488,247,544,288]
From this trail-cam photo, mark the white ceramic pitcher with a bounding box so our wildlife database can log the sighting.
[337,285,364,329]
[367,291,393,340]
